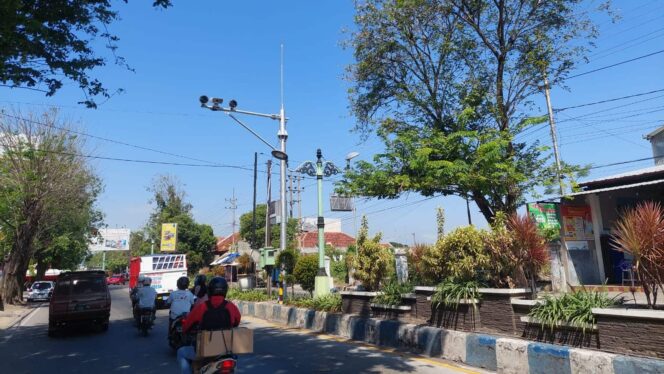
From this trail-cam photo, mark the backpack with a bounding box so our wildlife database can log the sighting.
[200,299,231,330]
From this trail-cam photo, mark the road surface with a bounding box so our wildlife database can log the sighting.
[0,286,487,373]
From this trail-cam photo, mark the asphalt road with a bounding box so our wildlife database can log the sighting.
[0,287,486,374]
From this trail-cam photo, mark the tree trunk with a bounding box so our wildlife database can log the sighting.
[2,217,40,304]
[36,257,49,281]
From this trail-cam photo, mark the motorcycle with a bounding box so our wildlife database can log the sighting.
[137,308,154,336]
[168,313,190,350]
[198,354,237,374]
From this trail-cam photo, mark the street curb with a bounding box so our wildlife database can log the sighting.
[236,300,664,374]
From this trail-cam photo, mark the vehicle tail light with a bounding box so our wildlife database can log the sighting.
[219,359,236,374]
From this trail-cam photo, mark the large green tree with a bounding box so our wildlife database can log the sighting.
[0,110,101,304]
[238,204,299,249]
[0,0,171,107]
[143,175,216,274]
[341,0,601,223]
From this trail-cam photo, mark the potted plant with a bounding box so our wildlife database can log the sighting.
[237,253,256,290]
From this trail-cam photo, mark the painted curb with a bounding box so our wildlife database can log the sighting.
[466,334,497,371]
[496,338,529,374]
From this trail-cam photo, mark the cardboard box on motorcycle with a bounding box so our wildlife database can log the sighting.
[196,327,253,357]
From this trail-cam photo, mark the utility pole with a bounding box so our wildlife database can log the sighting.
[543,75,565,196]
[252,152,258,251]
[288,172,295,218]
[297,176,302,224]
[225,189,238,251]
[265,160,272,247]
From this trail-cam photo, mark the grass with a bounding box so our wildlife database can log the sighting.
[528,289,622,333]
[431,279,481,309]
[285,294,342,312]
[373,280,413,306]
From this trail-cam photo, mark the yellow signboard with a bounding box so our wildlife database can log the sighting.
[160,223,177,252]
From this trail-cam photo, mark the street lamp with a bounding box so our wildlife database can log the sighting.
[295,149,341,297]
[199,95,289,254]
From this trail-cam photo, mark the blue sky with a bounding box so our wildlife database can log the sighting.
[2,1,663,245]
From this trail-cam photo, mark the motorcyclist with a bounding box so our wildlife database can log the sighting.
[166,276,195,327]
[131,274,146,320]
[191,274,208,307]
[177,277,241,374]
[133,277,157,324]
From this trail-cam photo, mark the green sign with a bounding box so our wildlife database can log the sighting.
[527,203,561,230]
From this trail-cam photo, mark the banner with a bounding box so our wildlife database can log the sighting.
[89,228,130,252]
[160,223,177,252]
[561,205,594,241]
[527,203,561,230]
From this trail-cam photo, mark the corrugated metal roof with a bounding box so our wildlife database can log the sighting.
[579,164,664,187]
[564,178,664,197]
[645,125,664,140]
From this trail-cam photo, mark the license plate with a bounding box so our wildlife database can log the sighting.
[157,296,162,300]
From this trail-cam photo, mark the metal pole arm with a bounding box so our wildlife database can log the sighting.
[225,113,278,152]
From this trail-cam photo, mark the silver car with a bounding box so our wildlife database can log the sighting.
[28,281,55,302]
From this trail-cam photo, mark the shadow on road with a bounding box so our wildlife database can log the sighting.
[241,325,428,373]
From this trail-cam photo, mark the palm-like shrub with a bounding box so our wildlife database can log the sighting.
[612,201,664,308]
[507,213,549,299]
[293,255,319,296]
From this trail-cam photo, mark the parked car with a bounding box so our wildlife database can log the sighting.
[27,281,55,302]
[49,271,111,336]
[106,274,127,285]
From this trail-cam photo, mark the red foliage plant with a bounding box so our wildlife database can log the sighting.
[508,213,549,298]
[612,201,664,308]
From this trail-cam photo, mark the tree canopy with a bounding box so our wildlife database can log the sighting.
[340,0,601,222]
[0,1,172,107]
[138,175,216,274]
[238,204,299,249]
[0,110,101,304]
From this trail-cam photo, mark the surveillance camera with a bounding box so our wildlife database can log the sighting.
[211,97,223,105]
[229,99,238,110]
[199,95,209,104]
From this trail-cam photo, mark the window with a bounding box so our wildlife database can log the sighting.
[152,255,185,271]
[72,277,104,295]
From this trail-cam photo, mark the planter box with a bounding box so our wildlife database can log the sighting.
[340,291,378,317]
[370,303,413,322]
[478,288,531,335]
[511,298,540,335]
[520,316,599,348]
[593,307,664,358]
[430,298,480,331]
[238,275,256,290]
[413,286,436,322]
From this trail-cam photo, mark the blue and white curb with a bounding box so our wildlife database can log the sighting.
[235,301,664,373]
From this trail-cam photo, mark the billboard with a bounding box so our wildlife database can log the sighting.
[89,228,131,252]
[160,223,177,252]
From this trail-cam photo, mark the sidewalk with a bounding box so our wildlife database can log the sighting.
[0,302,34,330]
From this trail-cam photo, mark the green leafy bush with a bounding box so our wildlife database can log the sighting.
[422,226,490,284]
[226,288,270,302]
[286,294,342,312]
[431,278,481,309]
[373,280,413,306]
[528,289,622,333]
[294,254,319,295]
[331,260,347,282]
[276,248,299,275]
[353,216,394,291]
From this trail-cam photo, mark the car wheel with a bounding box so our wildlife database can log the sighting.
[48,322,58,338]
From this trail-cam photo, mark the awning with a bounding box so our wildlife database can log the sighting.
[210,252,240,266]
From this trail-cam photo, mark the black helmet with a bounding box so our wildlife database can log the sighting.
[208,277,229,297]
[177,276,190,290]
[194,274,207,287]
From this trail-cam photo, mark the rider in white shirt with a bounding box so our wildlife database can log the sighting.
[166,276,195,322]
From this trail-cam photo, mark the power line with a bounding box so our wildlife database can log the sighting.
[0,112,226,166]
[339,196,437,222]
[567,49,664,79]
[589,155,664,170]
[555,88,664,112]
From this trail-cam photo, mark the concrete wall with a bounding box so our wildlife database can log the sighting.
[238,301,664,374]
